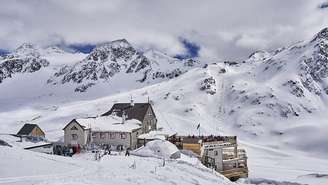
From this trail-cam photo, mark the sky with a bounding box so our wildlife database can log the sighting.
[0,0,327,60]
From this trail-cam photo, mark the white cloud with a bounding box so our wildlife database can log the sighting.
[0,0,327,59]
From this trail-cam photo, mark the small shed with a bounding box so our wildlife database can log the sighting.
[17,124,45,139]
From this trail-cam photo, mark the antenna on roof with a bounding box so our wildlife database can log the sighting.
[147,96,150,103]
[130,95,134,106]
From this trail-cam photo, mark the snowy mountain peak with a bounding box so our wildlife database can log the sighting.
[94,39,134,52]
[43,46,66,55]
[0,43,49,83]
[247,50,271,62]
[15,43,36,50]
[13,43,41,58]
[103,38,131,48]
[85,39,137,63]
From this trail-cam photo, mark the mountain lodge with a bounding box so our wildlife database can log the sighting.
[63,101,157,150]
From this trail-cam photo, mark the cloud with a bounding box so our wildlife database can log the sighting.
[0,0,327,59]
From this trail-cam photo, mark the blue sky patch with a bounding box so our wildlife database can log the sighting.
[175,38,200,59]
[68,43,96,53]
[0,49,9,56]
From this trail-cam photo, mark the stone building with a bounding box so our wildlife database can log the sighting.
[63,116,142,149]
[102,101,157,133]
[63,101,157,150]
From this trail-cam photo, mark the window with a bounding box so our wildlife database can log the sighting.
[92,132,97,138]
[100,133,106,139]
[120,133,126,139]
[71,126,78,130]
[72,134,78,140]
[214,150,218,156]
[110,133,115,139]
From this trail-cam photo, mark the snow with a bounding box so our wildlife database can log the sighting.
[75,115,142,132]
[0,134,51,149]
[0,146,235,185]
[132,140,181,159]
[137,130,175,140]
[1,30,328,185]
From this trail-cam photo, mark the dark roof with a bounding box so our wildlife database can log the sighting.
[62,119,88,131]
[17,124,41,135]
[101,103,154,122]
[24,143,53,150]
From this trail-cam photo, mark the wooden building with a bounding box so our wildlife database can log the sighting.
[17,124,45,139]
[168,135,248,181]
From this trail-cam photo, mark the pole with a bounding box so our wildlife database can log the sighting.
[198,123,200,137]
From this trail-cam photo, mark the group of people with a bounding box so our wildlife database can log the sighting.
[93,144,131,161]
[53,145,81,156]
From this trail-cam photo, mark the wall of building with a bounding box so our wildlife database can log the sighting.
[205,148,223,171]
[142,107,157,133]
[91,128,142,149]
[183,143,201,155]
[130,128,142,149]
[91,131,130,149]
[30,127,45,137]
[64,121,88,146]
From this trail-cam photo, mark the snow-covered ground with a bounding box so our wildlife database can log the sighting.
[0,146,234,185]
[1,63,328,184]
[0,134,50,148]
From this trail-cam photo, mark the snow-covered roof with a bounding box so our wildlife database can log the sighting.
[132,140,181,159]
[138,130,176,140]
[75,115,142,132]
[0,134,51,149]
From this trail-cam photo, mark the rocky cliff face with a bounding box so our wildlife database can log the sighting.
[0,43,49,83]
[48,39,202,92]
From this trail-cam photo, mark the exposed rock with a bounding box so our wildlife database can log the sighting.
[283,80,305,97]
[200,76,216,95]
[0,44,49,83]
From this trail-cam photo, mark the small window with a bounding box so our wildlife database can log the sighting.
[110,133,115,139]
[100,133,106,139]
[71,126,78,130]
[214,150,218,156]
[120,133,126,139]
[72,134,78,140]
[92,133,97,138]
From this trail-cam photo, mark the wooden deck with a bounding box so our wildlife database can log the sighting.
[220,167,248,181]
